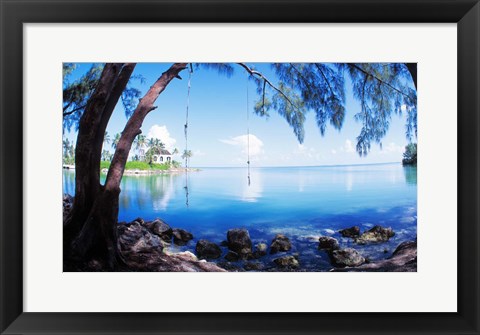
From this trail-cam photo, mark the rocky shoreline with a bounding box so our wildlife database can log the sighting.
[63,194,417,272]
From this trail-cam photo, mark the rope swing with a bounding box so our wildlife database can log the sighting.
[246,73,251,186]
[183,64,193,207]
[184,64,193,169]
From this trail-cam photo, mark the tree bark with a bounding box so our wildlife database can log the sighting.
[66,63,187,270]
[64,64,135,266]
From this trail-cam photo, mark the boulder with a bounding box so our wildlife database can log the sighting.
[150,219,173,241]
[339,226,360,238]
[227,228,252,257]
[253,243,268,258]
[172,228,194,246]
[244,262,265,271]
[355,225,395,244]
[332,240,417,272]
[270,234,292,254]
[118,221,164,253]
[195,240,222,259]
[318,236,340,251]
[63,194,74,223]
[273,256,299,269]
[330,248,365,267]
[133,217,145,225]
[224,251,240,262]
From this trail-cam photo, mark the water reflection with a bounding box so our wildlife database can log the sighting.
[116,173,183,212]
[241,169,263,202]
[403,166,417,185]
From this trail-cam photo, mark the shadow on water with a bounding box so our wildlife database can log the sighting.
[403,165,417,185]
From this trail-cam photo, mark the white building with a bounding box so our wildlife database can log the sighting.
[151,148,172,164]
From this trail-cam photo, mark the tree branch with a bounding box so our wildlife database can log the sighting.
[237,63,300,111]
[63,104,87,117]
[349,64,411,99]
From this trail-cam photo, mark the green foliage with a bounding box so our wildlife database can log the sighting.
[402,143,417,165]
[66,62,417,160]
[63,64,104,132]
[62,64,144,132]
[345,63,417,156]
[203,62,416,156]
[100,160,170,171]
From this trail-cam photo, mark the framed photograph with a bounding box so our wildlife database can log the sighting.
[1,0,479,334]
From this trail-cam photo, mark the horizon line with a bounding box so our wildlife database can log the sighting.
[192,161,403,169]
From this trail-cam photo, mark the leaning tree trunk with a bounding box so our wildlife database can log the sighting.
[69,63,187,270]
[64,63,135,267]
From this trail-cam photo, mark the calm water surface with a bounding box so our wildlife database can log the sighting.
[63,163,417,270]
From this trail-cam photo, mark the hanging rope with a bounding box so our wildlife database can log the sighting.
[246,73,251,186]
[184,64,193,169]
[183,64,193,207]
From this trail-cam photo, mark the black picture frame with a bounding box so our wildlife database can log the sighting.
[1,0,479,334]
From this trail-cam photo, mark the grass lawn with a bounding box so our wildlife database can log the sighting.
[100,161,171,171]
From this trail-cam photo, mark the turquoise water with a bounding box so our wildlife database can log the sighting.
[63,163,417,270]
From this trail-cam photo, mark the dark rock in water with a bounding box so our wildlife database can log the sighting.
[118,221,165,253]
[217,261,245,272]
[63,194,73,208]
[133,217,145,225]
[244,262,265,271]
[104,219,225,272]
[339,226,360,238]
[270,234,292,254]
[150,219,173,241]
[219,240,229,247]
[117,221,129,235]
[172,228,193,245]
[195,239,222,259]
[318,236,340,251]
[63,194,74,223]
[330,248,365,267]
[227,228,252,257]
[273,256,299,269]
[225,251,240,262]
[253,243,268,258]
[355,225,395,244]
[333,240,417,272]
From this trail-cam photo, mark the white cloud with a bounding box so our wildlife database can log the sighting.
[379,142,404,155]
[146,125,177,151]
[331,149,337,154]
[343,139,355,153]
[220,134,264,157]
[193,149,206,157]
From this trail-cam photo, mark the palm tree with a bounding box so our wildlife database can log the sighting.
[111,133,121,150]
[135,134,146,151]
[103,131,111,146]
[63,138,71,158]
[181,149,193,168]
[172,148,179,155]
[153,138,165,149]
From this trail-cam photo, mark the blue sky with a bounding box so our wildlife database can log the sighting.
[64,63,413,167]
